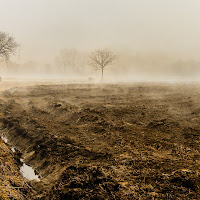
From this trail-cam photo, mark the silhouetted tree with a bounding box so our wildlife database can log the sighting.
[89,49,116,80]
[55,48,79,73]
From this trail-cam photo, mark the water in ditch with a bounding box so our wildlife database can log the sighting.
[20,159,40,181]
[1,135,40,181]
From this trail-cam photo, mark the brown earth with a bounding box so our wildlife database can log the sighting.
[0,137,33,200]
[0,83,200,199]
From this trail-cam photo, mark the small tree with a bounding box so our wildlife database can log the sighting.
[89,49,116,80]
[0,31,18,61]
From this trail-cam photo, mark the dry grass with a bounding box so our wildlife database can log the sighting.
[0,138,30,200]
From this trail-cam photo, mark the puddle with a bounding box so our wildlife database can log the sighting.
[1,136,8,143]
[20,159,40,181]
[11,147,16,152]
[1,135,40,181]
[1,136,16,152]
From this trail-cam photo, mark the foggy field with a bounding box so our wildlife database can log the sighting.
[1,0,200,199]
[0,82,200,199]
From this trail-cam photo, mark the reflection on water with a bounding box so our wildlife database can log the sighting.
[20,159,40,181]
[1,135,40,181]
[1,136,8,143]
[11,147,16,152]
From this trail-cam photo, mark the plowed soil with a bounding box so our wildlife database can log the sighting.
[0,83,200,199]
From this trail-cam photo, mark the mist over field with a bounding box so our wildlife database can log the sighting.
[1,0,200,81]
[1,1,200,199]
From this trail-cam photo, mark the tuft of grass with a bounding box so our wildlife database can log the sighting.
[0,138,31,200]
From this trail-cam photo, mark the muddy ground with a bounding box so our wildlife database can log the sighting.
[0,83,200,199]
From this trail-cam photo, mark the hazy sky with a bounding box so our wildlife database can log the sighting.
[1,0,200,63]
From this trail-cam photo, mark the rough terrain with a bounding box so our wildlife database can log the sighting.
[0,137,33,200]
[0,83,200,199]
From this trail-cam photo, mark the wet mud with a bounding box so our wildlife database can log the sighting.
[0,83,200,199]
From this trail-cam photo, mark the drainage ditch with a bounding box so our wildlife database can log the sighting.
[1,134,40,182]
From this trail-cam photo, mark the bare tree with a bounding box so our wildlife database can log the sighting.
[0,31,18,61]
[89,49,116,80]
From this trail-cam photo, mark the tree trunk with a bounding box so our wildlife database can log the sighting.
[101,68,104,81]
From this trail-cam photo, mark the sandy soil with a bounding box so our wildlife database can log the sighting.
[0,83,200,199]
